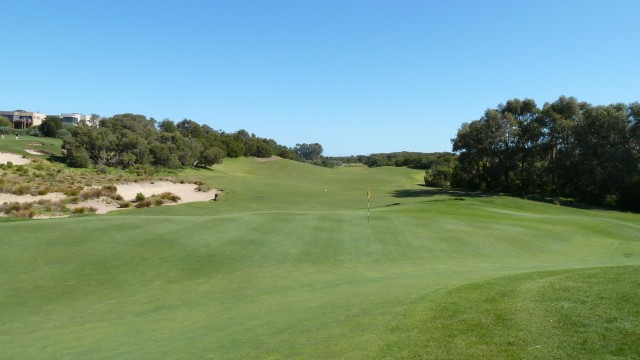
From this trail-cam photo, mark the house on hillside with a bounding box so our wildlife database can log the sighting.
[60,113,101,127]
[0,110,46,129]
[61,113,88,126]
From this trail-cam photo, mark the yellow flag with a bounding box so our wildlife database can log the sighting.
[367,188,371,199]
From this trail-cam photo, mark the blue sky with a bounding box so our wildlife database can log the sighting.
[3,0,639,156]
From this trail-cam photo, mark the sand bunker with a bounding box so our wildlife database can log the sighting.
[68,182,217,214]
[0,192,66,204]
[2,181,217,217]
[0,152,31,165]
[115,181,215,202]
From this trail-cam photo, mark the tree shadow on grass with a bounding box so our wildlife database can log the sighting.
[390,185,493,199]
[47,154,66,164]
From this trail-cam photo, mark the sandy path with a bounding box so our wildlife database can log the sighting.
[0,152,31,165]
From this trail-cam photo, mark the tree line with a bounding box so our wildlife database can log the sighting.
[59,114,309,173]
[451,96,640,210]
[325,152,457,169]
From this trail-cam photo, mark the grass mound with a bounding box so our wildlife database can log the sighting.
[379,266,640,359]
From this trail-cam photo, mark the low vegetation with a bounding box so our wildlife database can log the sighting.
[133,192,181,208]
[0,140,201,217]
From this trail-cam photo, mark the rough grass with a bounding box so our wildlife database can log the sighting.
[0,156,639,359]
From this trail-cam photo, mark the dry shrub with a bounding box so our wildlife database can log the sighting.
[159,192,181,202]
[1,202,34,218]
[12,209,35,218]
[71,206,97,215]
[79,188,102,201]
[34,199,66,212]
[135,199,152,208]
[118,201,132,208]
[101,184,117,194]
[195,184,210,192]
[14,184,32,196]
[64,187,83,196]
[101,185,123,201]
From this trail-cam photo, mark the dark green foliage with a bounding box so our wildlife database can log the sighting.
[63,137,92,168]
[424,154,456,188]
[157,119,178,133]
[61,113,302,171]
[56,128,71,139]
[0,115,10,127]
[27,126,42,137]
[223,138,245,158]
[325,152,457,170]
[198,147,224,167]
[39,116,63,137]
[294,143,323,161]
[176,119,205,139]
[451,96,640,210]
[254,142,273,158]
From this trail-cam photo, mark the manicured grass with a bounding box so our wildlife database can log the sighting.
[378,266,640,359]
[0,135,62,157]
[1,157,639,358]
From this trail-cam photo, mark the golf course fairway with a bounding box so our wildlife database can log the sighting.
[1,157,639,358]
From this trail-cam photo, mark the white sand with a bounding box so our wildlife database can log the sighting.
[2,181,217,217]
[114,181,216,202]
[65,182,217,215]
[0,192,66,204]
[0,152,31,165]
[67,198,121,215]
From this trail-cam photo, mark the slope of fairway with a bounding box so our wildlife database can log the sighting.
[1,157,640,359]
[378,266,640,359]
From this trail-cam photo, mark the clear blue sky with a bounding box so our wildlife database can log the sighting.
[3,0,639,156]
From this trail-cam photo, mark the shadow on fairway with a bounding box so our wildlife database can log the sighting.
[390,186,493,199]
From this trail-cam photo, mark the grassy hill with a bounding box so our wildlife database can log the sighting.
[0,135,62,157]
[1,142,639,358]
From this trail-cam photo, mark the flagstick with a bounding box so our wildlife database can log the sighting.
[367,188,371,223]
